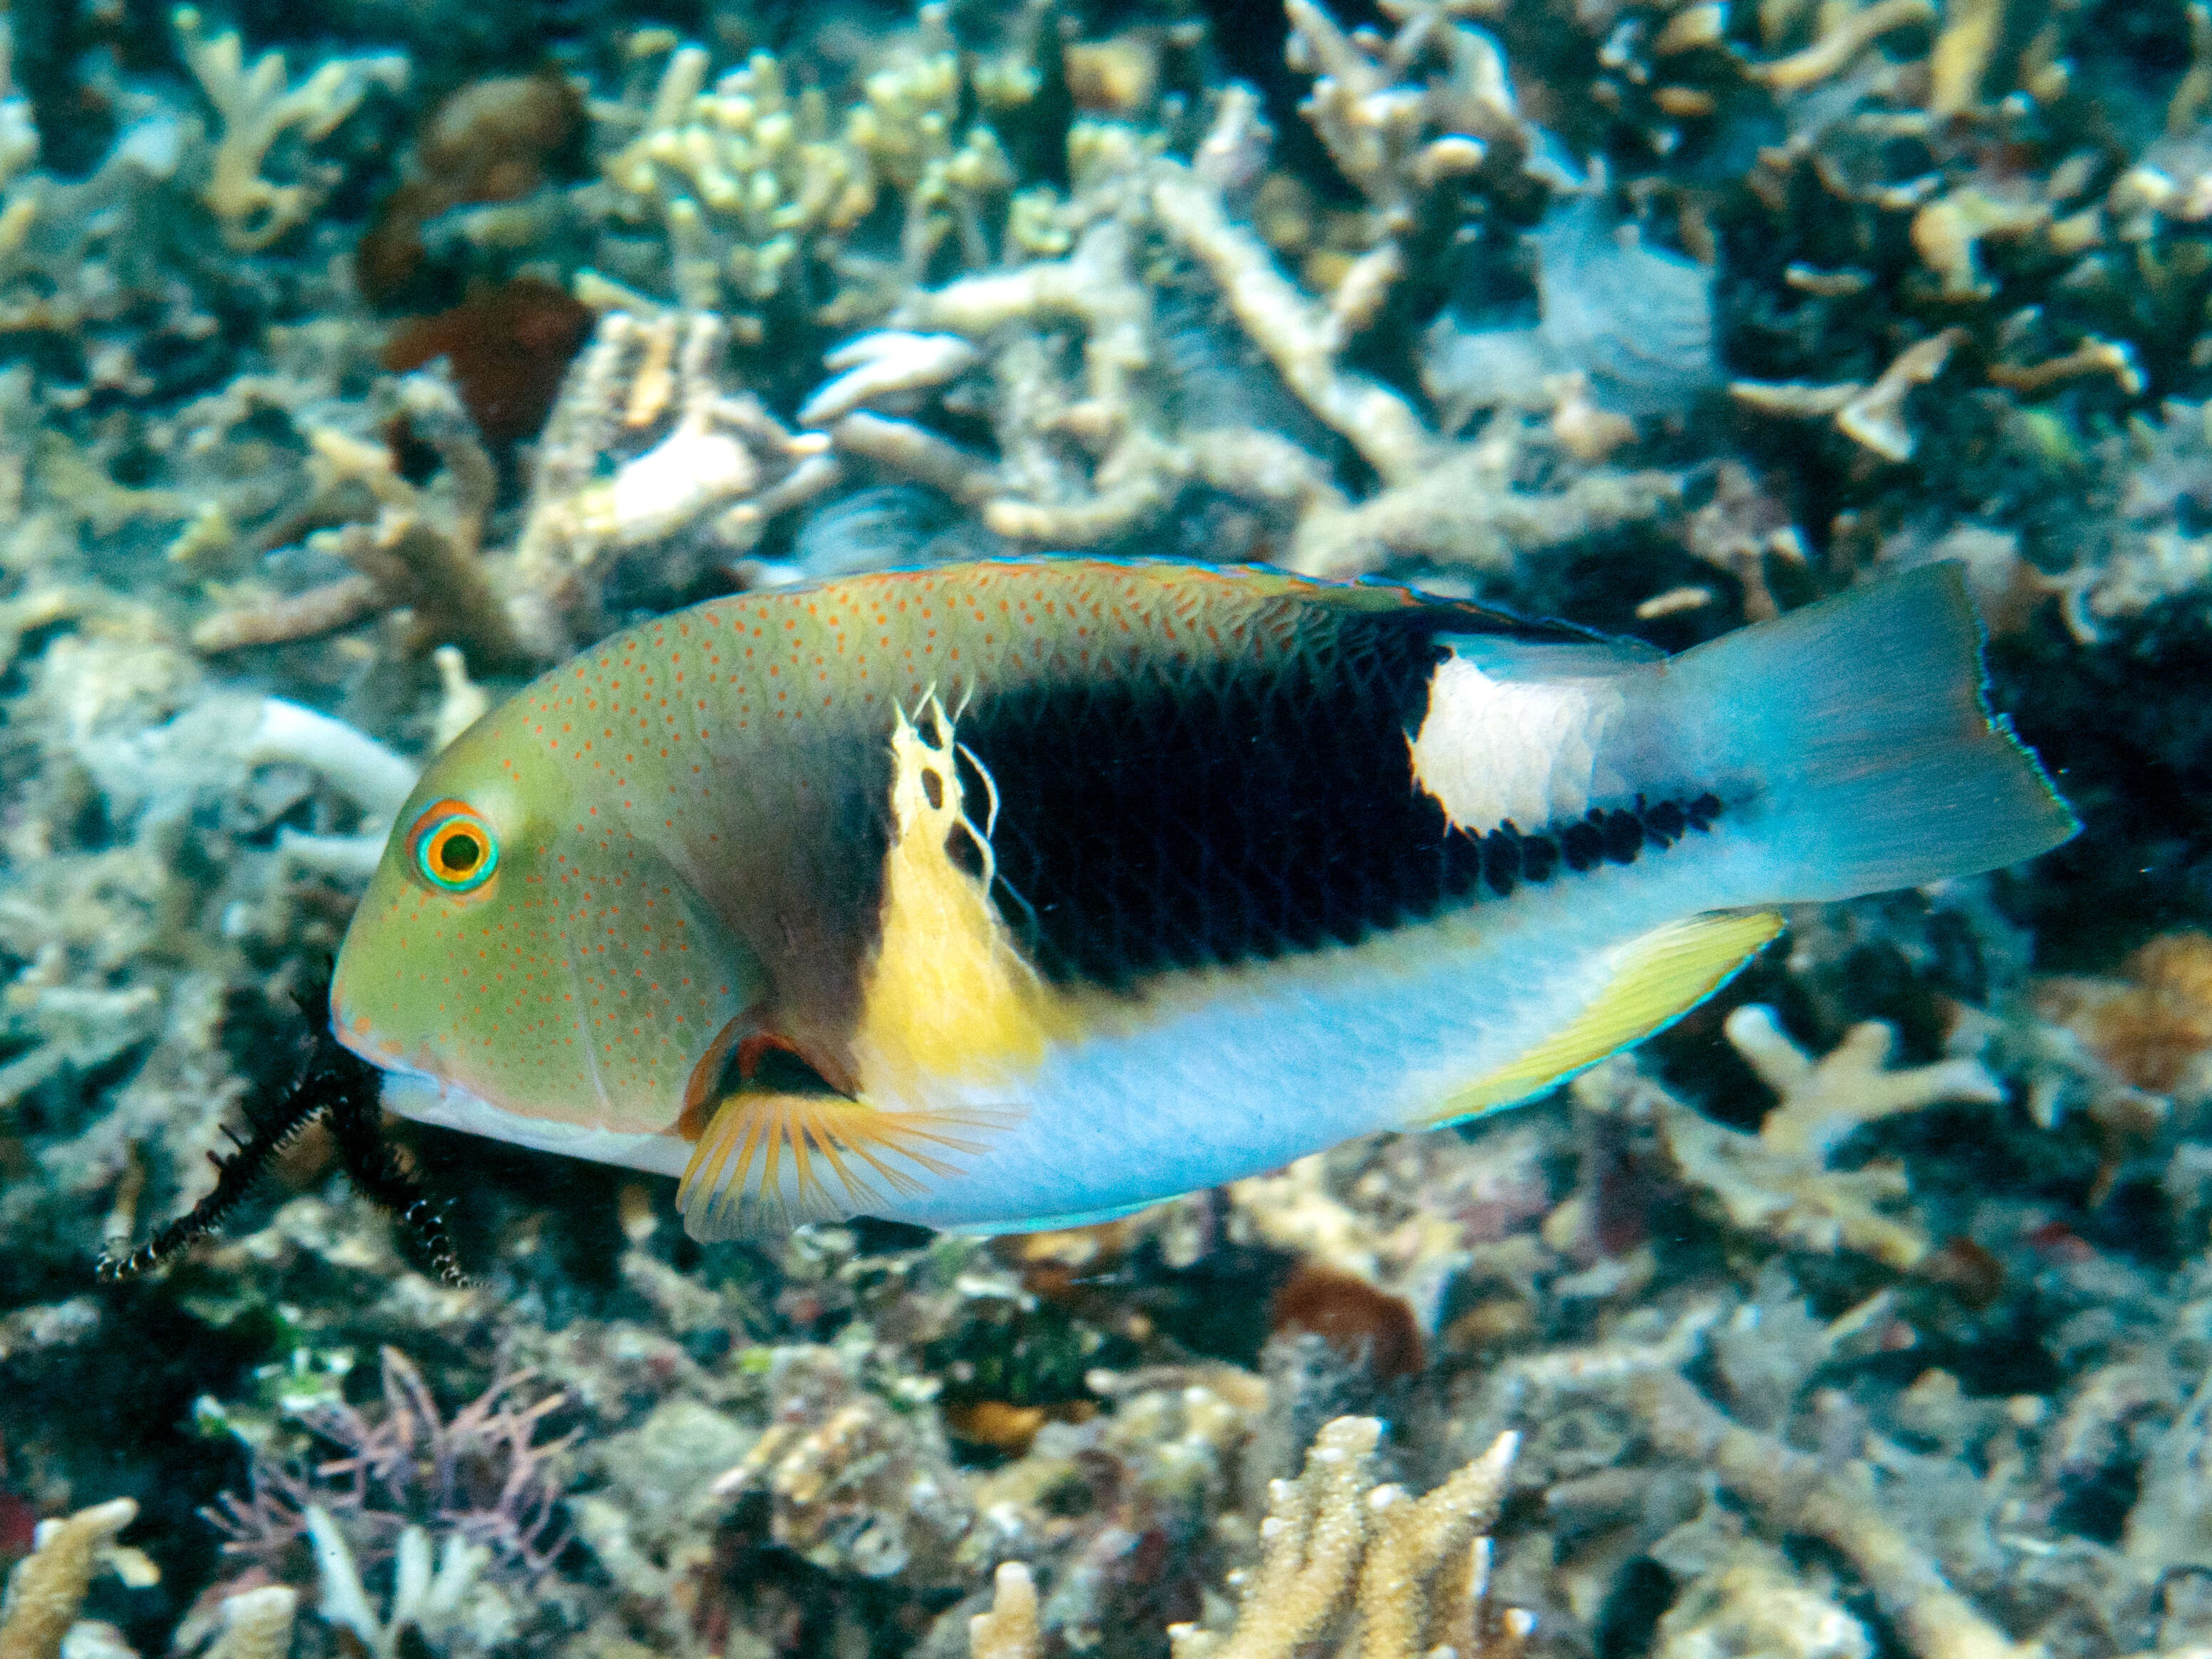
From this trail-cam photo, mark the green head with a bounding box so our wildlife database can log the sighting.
[330,696,763,1136]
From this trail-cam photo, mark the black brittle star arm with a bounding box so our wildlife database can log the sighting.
[96,971,468,1286]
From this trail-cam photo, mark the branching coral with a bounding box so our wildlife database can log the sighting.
[0,1499,150,1659]
[1630,1372,2036,1659]
[515,309,836,640]
[591,11,1039,327]
[172,6,408,251]
[1282,0,1514,240]
[1153,157,1434,490]
[202,1585,299,1659]
[598,43,874,322]
[803,81,1677,575]
[1636,1007,2005,1269]
[969,1417,1521,1659]
[191,371,528,674]
[1290,416,1679,578]
[302,1504,491,1659]
[882,218,1188,546]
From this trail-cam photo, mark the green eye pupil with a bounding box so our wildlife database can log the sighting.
[440,836,479,873]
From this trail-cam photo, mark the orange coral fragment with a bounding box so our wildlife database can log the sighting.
[2082,932,2212,1094]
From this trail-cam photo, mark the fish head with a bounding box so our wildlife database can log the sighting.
[330,699,766,1138]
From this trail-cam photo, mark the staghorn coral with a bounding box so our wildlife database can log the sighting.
[967,1415,1521,1659]
[190,368,528,674]
[1630,1372,2035,1659]
[1282,0,1517,240]
[1632,1005,2007,1269]
[883,217,1182,547]
[1152,150,1434,491]
[171,6,408,252]
[0,1499,148,1659]
[514,309,837,642]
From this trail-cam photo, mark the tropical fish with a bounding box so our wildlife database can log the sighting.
[329,559,2074,1241]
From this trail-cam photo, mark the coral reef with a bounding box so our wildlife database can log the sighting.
[5,2,2212,1659]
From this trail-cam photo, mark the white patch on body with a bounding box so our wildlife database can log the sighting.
[1407,656,1629,833]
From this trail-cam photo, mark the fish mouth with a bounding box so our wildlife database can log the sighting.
[329,990,439,1082]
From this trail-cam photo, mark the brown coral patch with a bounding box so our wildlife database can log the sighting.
[1268,1260,1424,1380]
[358,71,587,305]
[2083,931,2212,1093]
[381,277,592,455]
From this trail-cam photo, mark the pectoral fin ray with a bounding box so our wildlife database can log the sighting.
[677,1088,1021,1241]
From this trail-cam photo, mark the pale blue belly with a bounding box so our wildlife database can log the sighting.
[873,831,1772,1231]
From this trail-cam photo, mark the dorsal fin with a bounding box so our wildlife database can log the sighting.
[1439,632,1663,681]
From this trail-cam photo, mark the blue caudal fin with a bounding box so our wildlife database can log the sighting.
[1662,563,2077,901]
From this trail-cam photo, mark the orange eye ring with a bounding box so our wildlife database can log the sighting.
[410,800,499,893]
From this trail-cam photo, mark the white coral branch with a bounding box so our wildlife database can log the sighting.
[173,6,407,251]
[1726,1005,2005,1164]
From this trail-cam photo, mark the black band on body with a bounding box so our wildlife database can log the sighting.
[944,602,1727,990]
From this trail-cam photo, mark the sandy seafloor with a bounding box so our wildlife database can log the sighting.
[11,0,2212,1656]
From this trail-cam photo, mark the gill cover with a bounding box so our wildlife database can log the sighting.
[330,706,767,1138]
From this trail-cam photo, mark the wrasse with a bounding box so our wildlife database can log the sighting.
[329,560,2074,1241]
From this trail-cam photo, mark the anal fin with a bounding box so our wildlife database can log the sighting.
[1422,910,1784,1126]
[678,1089,1019,1241]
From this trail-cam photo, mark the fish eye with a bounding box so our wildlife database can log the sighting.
[409,800,499,894]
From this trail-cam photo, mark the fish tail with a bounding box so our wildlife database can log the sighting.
[1664,562,2076,900]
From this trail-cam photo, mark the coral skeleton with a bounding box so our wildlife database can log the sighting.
[172,6,408,250]
[516,309,836,641]
[0,1499,149,1659]
[1628,1009,2008,1268]
[190,371,527,672]
[1631,1372,2036,1659]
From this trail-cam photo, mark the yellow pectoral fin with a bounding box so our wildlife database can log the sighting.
[677,1088,1021,1241]
[1423,910,1785,1126]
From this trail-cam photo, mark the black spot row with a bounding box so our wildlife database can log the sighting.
[1478,792,1722,898]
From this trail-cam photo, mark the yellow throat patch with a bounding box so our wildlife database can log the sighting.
[855,690,1072,1087]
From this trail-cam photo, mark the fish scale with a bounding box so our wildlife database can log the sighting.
[331,558,2075,1238]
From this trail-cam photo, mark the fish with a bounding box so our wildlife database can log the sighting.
[328,558,2075,1241]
